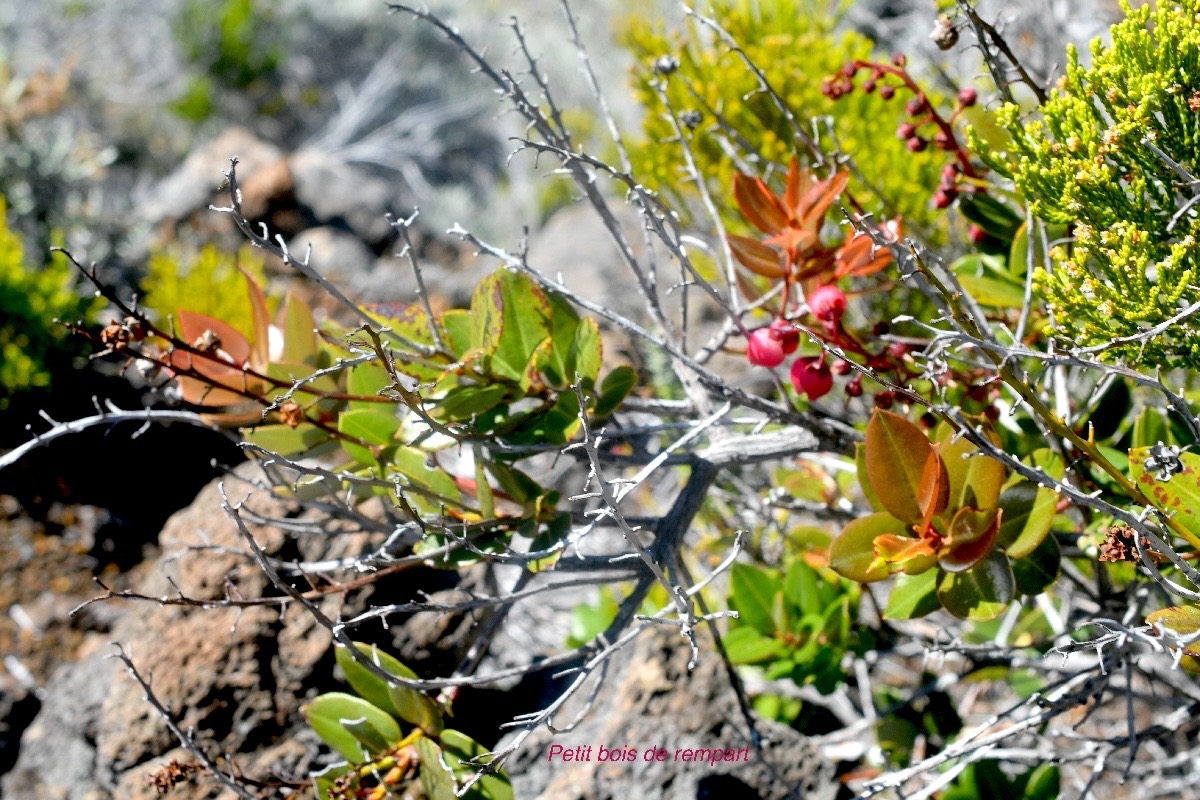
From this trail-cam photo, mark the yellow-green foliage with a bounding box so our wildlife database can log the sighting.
[143,243,271,336]
[975,0,1200,367]
[0,197,101,406]
[621,0,947,240]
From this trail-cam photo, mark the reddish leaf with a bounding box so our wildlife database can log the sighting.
[794,171,849,229]
[728,234,787,278]
[940,506,1002,573]
[918,447,950,520]
[732,173,787,234]
[865,409,934,525]
[873,533,938,575]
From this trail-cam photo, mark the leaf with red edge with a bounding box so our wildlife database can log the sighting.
[727,235,786,278]
[177,310,252,366]
[866,409,934,525]
[829,512,906,582]
[240,266,272,369]
[940,506,1002,573]
[732,173,787,234]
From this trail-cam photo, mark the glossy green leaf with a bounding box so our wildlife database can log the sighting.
[242,422,329,457]
[593,365,637,419]
[572,318,603,387]
[567,589,619,648]
[729,563,782,636]
[937,551,1014,620]
[390,446,461,503]
[1010,534,1060,596]
[884,569,940,619]
[347,363,392,410]
[440,309,472,359]
[417,737,455,800]
[537,293,581,388]
[829,512,907,583]
[996,482,1057,559]
[938,427,1005,511]
[865,409,934,524]
[335,643,443,735]
[1022,764,1060,800]
[436,384,509,422]
[303,692,403,762]
[940,507,1001,573]
[1129,447,1200,544]
[958,192,1023,240]
[339,408,402,466]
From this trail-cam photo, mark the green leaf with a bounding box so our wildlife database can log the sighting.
[313,763,354,800]
[538,293,582,388]
[417,737,455,800]
[280,292,320,365]
[1132,406,1172,450]
[855,442,885,513]
[729,563,782,636]
[347,362,392,410]
[722,626,784,664]
[572,318,603,387]
[937,428,1005,511]
[390,446,461,503]
[441,729,514,800]
[958,192,1023,241]
[339,408,403,467]
[470,270,552,388]
[440,309,472,359]
[1010,534,1060,596]
[436,384,509,422]
[866,409,934,524]
[593,365,637,419]
[884,569,940,619]
[783,559,822,614]
[242,423,329,457]
[1129,447,1200,543]
[1021,764,1060,800]
[957,273,1026,308]
[829,512,907,583]
[303,692,403,762]
[567,589,619,648]
[335,643,443,735]
[996,482,1057,558]
[940,506,1001,573]
[1146,605,1200,658]
[937,551,1014,620]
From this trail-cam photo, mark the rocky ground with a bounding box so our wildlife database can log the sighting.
[0,1,1129,797]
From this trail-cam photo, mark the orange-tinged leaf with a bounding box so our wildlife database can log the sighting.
[727,235,786,278]
[177,310,251,366]
[829,512,905,583]
[918,448,950,520]
[873,533,938,575]
[732,172,787,234]
[795,171,849,228]
[240,266,271,369]
[940,506,1002,573]
[866,409,934,525]
[835,232,893,279]
[784,157,803,214]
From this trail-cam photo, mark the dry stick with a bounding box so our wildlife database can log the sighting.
[955,0,1048,105]
[109,645,258,800]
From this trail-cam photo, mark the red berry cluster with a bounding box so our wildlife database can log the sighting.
[823,56,983,210]
[745,284,917,406]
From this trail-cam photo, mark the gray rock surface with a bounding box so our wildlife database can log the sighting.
[505,625,837,800]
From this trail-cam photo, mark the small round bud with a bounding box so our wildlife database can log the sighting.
[863,79,877,94]
[808,285,848,323]
[874,390,896,410]
[653,55,680,76]
[907,136,928,153]
[942,163,959,181]
[891,52,907,67]
[932,189,955,209]
[931,16,959,50]
[872,321,891,337]
[887,342,909,359]
[905,97,926,117]
[679,110,703,129]
[958,86,978,107]
[747,327,786,368]
[879,84,895,101]
[934,130,955,150]
[969,225,988,245]
[831,358,852,376]
[920,412,938,429]
[845,375,863,397]
[897,122,917,140]
[842,61,858,78]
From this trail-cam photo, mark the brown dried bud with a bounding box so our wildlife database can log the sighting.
[1099,524,1154,563]
[192,329,222,352]
[123,316,146,342]
[930,16,959,51]
[100,320,130,352]
[278,400,305,428]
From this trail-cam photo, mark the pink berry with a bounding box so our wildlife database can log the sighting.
[790,357,834,400]
[874,391,895,410]
[932,189,955,209]
[879,84,895,101]
[958,87,978,107]
[846,376,863,397]
[746,327,786,367]
[888,342,909,359]
[808,285,848,323]
[969,225,987,244]
[831,358,852,376]
[897,122,917,140]
[934,130,955,150]
[769,318,800,355]
[907,136,928,153]
[891,52,907,67]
